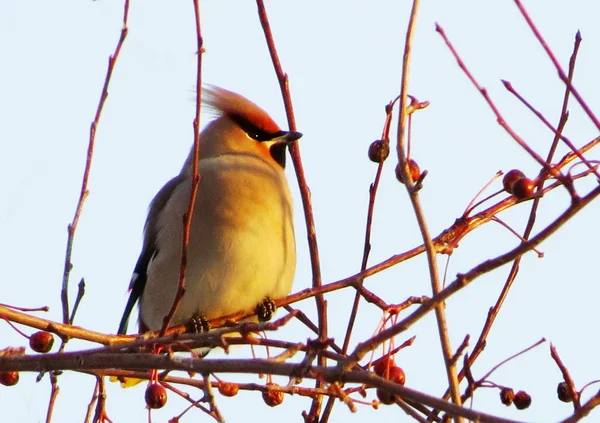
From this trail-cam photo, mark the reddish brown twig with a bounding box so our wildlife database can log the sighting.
[92,376,112,423]
[342,184,600,370]
[513,2,600,132]
[480,339,546,385]
[490,217,543,257]
[44,373,60,423]
[435,29,586,415]
[341,97,399,355]
[550,344,581,410]
[502,79,599,181]
[83,379,99,423]
[399,7,462,415]
[435,23,577,198]
[255,0,325,338]
[160,0,204,336]
[60,0,130,325]
[255,2,326,421]
[0,304,49,313]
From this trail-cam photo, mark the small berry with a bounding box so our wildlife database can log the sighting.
[29,331,54,353]
[373,356,395,377]
[145,383,167,409]
[513,390,532,410]
[376,387,396,405]
[395,159,421,184]
[502,169,525,193]
[0,371,19,386]
[512,178,535,199]
[557,382,574,403]
[218,381,239,397]
[500,387,515,406]
[368,140,390,163]
[262,383,284,407]
[387,366,406,386]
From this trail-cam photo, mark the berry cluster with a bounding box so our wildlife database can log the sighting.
[499,387,531,410]
[502,169,535,199]
[372,356,406,405]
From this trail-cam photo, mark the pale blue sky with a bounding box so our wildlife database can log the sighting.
[1,1,599,422]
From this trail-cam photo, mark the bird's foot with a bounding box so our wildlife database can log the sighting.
[187,314,211,333]
[255,297,276,322]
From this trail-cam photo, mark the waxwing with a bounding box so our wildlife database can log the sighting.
[118,86,300,335]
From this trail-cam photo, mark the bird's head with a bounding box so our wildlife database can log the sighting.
[191,86,302,169]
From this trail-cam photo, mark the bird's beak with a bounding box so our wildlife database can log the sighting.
[273,130,302,144]
[283,131,303,143]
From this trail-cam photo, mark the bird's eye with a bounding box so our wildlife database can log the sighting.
[233,116,281,142]
[247,128,264,141]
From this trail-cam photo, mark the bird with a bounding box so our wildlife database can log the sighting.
[118,86,300,336]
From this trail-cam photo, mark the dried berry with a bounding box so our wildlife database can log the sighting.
[262,383,284,407]
[502,169,525,193]
[500,387,515,406]
[368,140,390,163]
[513,390,532,410]
[0,371,19,386]
[29,331,54,353]
[376,387,396,405]
[512,178,535,199]
[557,382,574,403]
[218,381,239,397]
[395,159,421,184]
[145,383,167,409]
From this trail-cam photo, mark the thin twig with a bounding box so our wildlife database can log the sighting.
[502,80,599,181]
[342,184,600,368]
[550,344,581,410]
[83,379,100,423]
[60,0,130,324]
[202,373,225,423]
[513,2,600,131]
[478,338,546,384]
[69,278,86,325]
[435,29,586,416]
[255,2,326,421]
[435,23,577,199]
[160,0,204,335]
[399,6,462,417]
[342,99,397,354]
[92,376,112,423]
[44,373,60,423]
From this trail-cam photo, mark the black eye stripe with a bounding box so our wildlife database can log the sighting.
[231,116,284,142]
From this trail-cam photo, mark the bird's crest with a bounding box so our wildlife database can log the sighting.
[202,86,282,135]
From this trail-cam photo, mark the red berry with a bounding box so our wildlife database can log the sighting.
[395,159,421,184]
[373,356,395,377]
[0,371,19,386]
[512,178,535,199]
[29,331,54,353]
[368,140,390,163]
[218,381,239,397]
[502,169,525,193]
[500,387,515,406]
[388,366,406,386]
[262,383,284,407]
[513,390,532,410]
[145,383,167,409]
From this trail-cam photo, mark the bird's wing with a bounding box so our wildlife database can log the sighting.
[117,175,185,334]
